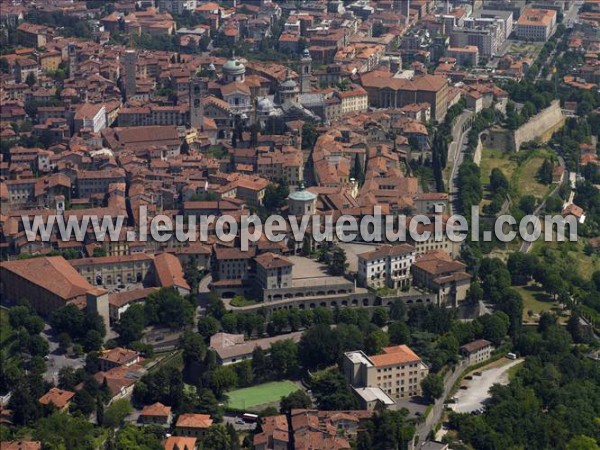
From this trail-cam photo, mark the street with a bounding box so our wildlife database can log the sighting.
[448,111,474,215]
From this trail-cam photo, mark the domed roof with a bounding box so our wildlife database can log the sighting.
[302,47,311,59]
[289,187,316,202]
[280,78,298,90]
[223,57,245,75]
[257,97,273,112]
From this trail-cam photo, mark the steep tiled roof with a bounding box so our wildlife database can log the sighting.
[0,257,92,301]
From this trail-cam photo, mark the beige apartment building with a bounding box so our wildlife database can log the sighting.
[70,254,154,286]
[77,168,126,198]
[255,252,294,290]
[344,345,429,402]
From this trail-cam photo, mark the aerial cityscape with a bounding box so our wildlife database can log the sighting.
[0,0,599,449]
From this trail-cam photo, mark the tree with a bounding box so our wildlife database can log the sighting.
[114,425,163,450]
[352,153,365,185]
[0,58,9,74]
[519,195,537,214]
[116,304,146,344]
[421,373,444,403]
[203,425,232,450]
[476,313,509,345]
[263,181,289,211]
[538,158,554,185]
[299,325,340,370]
[566,436,600,450]
[372,21,385,37]
[490,168,509,193]
[371,307,389,327]
[221,313,238,333]
[25,71,36,87]
[179,330,207,367]
[144,288,193,329]
[388,321,410,345]
[84,329,103,352]
[252,347,268,383]
[58,367,83,391]
[270,339,299,379]
[198,316,220,340]
[92,247,108,257]
[71,389,96,416]
[312,370,358,410]
[102,399,132,428]
[33,412,98,449]
[328,247,348,276]
[280,390,312,414]
[301,121,318,150]
[364,329,389,355]
[390,299,407,321]
[210,366,237,398]
[206,294,226,319]
[184,256,202,295]
[8,381,41,426]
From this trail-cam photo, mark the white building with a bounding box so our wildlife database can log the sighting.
[73,103,107,134]
[157,0,197,15]
[515,8,557,41]
[357,244,415,290]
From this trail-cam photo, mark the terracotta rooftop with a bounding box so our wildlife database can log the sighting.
[38,388,75,409]
[369,345,422,367]
[164,436,196,450]
[255,252,294,270]
[176,413,213,429]
[140,402,171,417]
[99,347,139,365]
[0,256,93,301]
[0,442,42,450]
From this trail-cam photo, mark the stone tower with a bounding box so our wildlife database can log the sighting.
[68,43,77,79]
[299,48,312,94]
[190,73,206,129]
[124,49,137,100]
[86,288,109,340]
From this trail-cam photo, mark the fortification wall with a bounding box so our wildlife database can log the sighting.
[486,100,564,152]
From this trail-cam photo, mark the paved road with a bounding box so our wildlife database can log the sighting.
[413,360,468,445]
[450,358,524,413]
[564,0,583,28]
[448,111,474,215]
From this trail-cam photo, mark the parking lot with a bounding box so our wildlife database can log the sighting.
[449,358,524,414]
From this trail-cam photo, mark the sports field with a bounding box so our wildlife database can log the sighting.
[226,380,299,410]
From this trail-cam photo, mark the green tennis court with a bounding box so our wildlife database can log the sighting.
[226,380,299,410]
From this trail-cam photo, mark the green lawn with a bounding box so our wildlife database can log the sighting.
[514,154,552,199]
[514,284,567,324]
[226,380,299,410]
[479,148,517,186]
[532,239,600,280]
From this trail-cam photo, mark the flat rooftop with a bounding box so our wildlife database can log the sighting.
[353,386,395,405]
[345,350,373,367]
